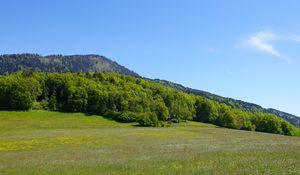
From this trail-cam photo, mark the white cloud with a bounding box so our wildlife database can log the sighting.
[245,31,291,62]
[207,48,218,53]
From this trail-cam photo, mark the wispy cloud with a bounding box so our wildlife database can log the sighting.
[207,48,218,54]
[245,31,291,62]
[288,34,300,42]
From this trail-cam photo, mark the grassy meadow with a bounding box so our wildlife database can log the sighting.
[0,110,299,175]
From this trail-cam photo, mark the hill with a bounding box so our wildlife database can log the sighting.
[0,110,300,175]
[0,72,299,136]
[152,79,300,128]
[0,53,299,128]
[0,54,140,77]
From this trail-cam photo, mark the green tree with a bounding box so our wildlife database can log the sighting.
[195,98,218,123]
[153,101,169,121]
[66,86,88,112]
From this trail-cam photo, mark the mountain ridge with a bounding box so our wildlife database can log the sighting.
[0,53,140,77]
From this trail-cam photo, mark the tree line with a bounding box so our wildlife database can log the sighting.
[152,79,300,128]
[0,72,299,136]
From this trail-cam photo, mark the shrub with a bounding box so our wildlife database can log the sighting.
[138,112,159,127]
[115,111,141,123]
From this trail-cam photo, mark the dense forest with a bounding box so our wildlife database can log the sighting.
[152,79,300,128]
[0,72,299,136]
[0,54,139,77]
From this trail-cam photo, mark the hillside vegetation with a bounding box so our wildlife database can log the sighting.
[0,111,300,175]
[1,53,299,128]
[0,72,299,136]
[152,79,300,128]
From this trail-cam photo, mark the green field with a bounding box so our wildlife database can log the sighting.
[0,111,299,175]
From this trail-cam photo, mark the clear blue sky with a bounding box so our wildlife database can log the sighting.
[1,0,300,116]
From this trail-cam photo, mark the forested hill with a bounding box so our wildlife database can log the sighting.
[0,72,299,136]
[0,54,140,77]
[1,53,299,128]
[152,79,300,128]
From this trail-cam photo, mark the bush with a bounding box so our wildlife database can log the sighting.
[32,100,49,110]
[138,112,159,127]
[115,111,141,123]
[104,110,122,120]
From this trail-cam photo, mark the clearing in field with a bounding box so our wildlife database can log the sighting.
[0,110,299,175]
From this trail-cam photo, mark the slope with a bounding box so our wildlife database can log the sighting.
[152,79,300,128]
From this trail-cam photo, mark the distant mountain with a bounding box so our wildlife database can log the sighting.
[0,54,140,77]
[152,79,300,128]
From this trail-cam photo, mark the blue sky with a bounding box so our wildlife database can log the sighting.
[1,0,300,116]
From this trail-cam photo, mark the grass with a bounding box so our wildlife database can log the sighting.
[0,110,299,175]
